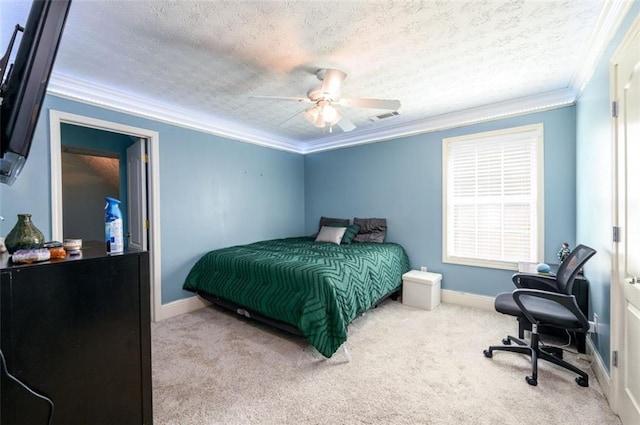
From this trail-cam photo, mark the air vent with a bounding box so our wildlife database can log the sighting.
[369,111,400,122]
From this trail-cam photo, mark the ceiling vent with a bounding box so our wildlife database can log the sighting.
[369,111,400,122]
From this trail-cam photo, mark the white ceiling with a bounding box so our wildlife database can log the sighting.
[2,1,632,153]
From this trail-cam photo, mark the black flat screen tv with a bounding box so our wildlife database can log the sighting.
[0,0,71,186]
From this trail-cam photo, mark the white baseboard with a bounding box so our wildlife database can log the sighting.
[157,290,495,321]
[441,289,495,311]
[586,335,610,400]
[156,295,210,322]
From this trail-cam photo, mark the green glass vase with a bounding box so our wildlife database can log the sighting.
[5,214,45,254]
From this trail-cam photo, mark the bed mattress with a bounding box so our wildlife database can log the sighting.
[183,237,410,357]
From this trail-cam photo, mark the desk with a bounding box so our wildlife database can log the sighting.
[516,265,588,353]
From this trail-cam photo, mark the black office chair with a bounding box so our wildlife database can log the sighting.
[483,244,597,387]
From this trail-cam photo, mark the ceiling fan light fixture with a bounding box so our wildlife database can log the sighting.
[252,68,401,133]
[328,111,343,129]
[304,106,325,128]
[321,103,338,123]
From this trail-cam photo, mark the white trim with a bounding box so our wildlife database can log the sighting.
[49,111,63,240]
[587,335,611,402]
[47,74,301,154]
[157,295,210,321]
[609,53,622,417]
[159,290,494,320]
[48,110,163,322]
[571,0,635,95]
[47,73,574,156]
[304,89,572,154]
[441,289,495,311]
[147,129,162,324]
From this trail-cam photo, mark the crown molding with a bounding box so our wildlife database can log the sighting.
[44,1,630,156]
[300,88,577,154]
[49,73,577,156]
[569,0,634,95]
[47,73,301,154]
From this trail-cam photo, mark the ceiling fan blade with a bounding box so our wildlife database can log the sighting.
[249,95,313,104]
[338,98,401,110]
[278,108,307,127]
[336,115,356,132]
[319,69,347,96]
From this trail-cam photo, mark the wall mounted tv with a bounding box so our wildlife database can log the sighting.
[0,0,72,186]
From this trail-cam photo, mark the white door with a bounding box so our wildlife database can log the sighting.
[613,20,640,425]
[127,138,148,251]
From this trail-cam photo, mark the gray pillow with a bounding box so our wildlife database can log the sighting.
[318,216,350,231]
[315,226,347,245]
[353,218,387,243]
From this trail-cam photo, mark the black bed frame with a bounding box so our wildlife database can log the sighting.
[198,287,402,338]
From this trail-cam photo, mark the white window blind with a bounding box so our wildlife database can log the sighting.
[443,124,543,269]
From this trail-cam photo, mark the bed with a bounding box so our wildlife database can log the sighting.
[183,234,410,358]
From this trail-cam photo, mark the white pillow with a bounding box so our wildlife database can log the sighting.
[315,226,347,245]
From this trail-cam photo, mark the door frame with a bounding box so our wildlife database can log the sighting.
[609,11,640,416]
[49,110,162,322]
[127,138,148,252]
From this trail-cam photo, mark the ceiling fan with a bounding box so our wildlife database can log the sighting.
[251,68,401,132]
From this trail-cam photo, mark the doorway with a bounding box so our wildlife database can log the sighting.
[62,146,121,242]
[49,110,162,322]
[60,122,137,244]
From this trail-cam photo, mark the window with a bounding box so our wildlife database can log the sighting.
[442,124,544,270]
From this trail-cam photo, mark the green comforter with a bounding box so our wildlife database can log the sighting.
[183,237,410,357]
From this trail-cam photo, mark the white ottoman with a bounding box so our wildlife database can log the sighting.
[402,270,442,310]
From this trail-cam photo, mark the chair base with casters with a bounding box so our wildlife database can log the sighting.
[483,323,589,387]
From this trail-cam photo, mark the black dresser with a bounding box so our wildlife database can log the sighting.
[0,242,152,424]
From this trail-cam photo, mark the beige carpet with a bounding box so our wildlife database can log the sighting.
[151,300,621,425]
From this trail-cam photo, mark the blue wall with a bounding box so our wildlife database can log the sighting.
[0,96,577,303]
[576,2,640,372]
[305,107,577,297]
[0,95,305,304]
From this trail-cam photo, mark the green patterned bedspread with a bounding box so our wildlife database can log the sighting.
[183,237,410,357]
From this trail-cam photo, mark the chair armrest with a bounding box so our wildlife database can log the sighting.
[512,272,560,292]
[512,288,589,333]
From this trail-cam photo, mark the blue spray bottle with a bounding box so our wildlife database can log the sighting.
[105,197,123,254]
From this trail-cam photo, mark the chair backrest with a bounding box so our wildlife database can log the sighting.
[555,244,597,294]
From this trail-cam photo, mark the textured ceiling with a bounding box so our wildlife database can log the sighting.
[1,1,631,153]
